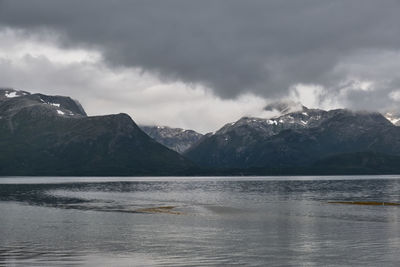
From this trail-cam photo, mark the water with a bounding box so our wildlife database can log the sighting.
[1,176,400,266]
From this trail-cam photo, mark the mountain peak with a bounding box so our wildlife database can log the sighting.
[1,89,87,117]
[0,88,30,100]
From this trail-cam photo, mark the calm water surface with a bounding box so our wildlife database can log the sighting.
[1,176,400,266]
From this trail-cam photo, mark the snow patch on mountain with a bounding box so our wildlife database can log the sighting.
[385,112,400,126]
[5,91,19,98]
[0,88,30,100]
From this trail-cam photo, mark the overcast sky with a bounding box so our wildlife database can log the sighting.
[1,0,400,133]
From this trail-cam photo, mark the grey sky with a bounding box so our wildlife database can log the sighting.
[0,1,400,132]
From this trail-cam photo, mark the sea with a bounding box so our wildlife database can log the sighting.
[1,176,400,266]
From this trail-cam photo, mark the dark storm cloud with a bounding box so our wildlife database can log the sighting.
[0,0,400,100]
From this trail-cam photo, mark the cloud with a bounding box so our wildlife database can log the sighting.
[1,1,400,99]
[0,28,269,133]
[1,1,400,128]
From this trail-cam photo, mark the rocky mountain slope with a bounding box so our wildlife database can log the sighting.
[140,125,203,154]
[185,104,400,172]
[0,88,195,176]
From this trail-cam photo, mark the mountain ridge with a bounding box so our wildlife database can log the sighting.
[2,88,400,176]
[185,105,400,172]
[0,89,196,176]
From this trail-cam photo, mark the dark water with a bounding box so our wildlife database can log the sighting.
[1,176,400,266]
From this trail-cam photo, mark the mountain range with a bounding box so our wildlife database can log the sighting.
[1,89,400,175]
[184,101,400,174]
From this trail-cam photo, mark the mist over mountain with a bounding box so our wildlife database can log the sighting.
[263,100,305,115]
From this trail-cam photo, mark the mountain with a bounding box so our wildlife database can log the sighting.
[185,105,400,173]
[185,105,329,168]
[0,88,195,176]
[2,88,400,176]
[140,125,203,154]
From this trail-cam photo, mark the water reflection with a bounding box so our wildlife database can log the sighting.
[0,177,400,266]
[0,242,83,266]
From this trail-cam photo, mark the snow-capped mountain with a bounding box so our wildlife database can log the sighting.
[0,88,86,117]
[185,103,400,170]
[216,106,328,137]
[141,125,203,154]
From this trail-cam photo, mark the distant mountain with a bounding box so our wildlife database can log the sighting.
[0,89,195,176]
[140,125,203,154]
[185,104,400,173]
